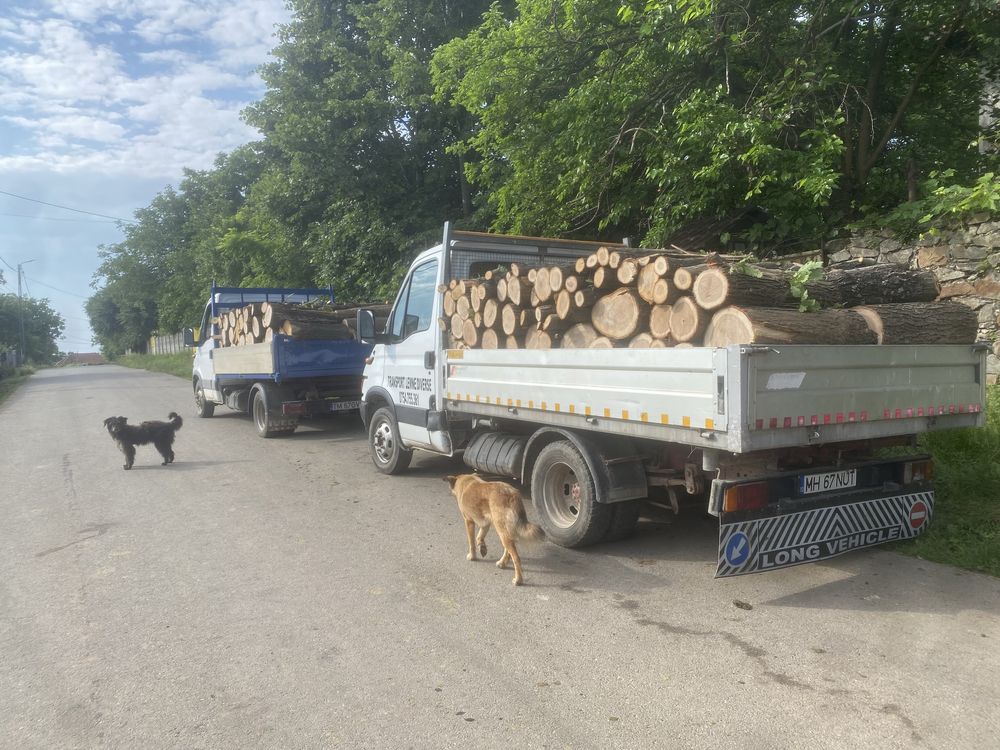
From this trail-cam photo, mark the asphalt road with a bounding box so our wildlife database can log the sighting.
[2,365,999,750]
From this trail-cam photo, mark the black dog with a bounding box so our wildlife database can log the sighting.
[103,413,183,470]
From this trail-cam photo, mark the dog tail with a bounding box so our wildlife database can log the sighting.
[517,519,545,542]
[168,412,183,431]
[511,491,545,542]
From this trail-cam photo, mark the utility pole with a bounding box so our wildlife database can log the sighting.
[17,259,35,366]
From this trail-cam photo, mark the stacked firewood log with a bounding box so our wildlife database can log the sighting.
[213,302,391,347]
[440,249,979,349]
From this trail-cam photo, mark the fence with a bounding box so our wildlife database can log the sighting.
[148,332,186,355]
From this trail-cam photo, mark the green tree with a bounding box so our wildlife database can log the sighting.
[433,0,1000,248]
[0,294,65,363]
[243,0,502,298]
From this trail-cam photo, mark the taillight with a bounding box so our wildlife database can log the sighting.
[903,460,934,484]
[723,482,770,512]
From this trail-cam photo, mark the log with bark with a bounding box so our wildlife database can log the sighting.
[668,296,709,343]
[525,328,554,349]
[851,301,978,344]
[824,265,941,306]
[649,304,672,340]
[441,253,958,352]
[561,323,600,349]
[591,288,649,341]
[628,332,666,348]
[703,307,877,347]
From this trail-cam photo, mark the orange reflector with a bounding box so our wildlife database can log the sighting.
[723,482,770,513]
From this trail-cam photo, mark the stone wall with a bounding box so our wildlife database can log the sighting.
[824,214,1000,383]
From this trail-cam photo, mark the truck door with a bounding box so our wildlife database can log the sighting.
[383,257,440,449]
[192,302,220,402]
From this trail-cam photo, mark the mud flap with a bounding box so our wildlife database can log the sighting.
[717,491,934,577]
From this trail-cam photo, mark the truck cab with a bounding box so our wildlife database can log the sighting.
[360,224,627,472]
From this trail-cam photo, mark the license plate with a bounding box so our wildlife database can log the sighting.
[329,400,362,412]
[799,468,857,495]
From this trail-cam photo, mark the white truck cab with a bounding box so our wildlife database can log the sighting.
[359,224,627,473]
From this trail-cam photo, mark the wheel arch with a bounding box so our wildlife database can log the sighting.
[362,386,395,429]
[522,428,647,504]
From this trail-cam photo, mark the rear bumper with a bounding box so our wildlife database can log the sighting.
[717,487,933,577]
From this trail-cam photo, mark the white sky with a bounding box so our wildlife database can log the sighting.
[0,0,291,352]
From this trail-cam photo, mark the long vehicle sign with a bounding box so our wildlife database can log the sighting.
[717,491,933,577]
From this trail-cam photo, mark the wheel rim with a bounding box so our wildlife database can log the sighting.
[196,389,206,411]
[254,395,267,432]
[372,419,395,465]
[540,461,583,529]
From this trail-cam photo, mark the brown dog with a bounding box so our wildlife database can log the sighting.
[444,474,545,585]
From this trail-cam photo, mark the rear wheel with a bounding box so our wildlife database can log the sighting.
[604,500,641,542]
[531,440,611,548]
[368,406,412,474]
[194,380,215,418]
[251,386,297,438]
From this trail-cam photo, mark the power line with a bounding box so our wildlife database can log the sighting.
[0,211,120,224]
[0,189,138,224]
[26,277,91,299]
[0,254,15,273]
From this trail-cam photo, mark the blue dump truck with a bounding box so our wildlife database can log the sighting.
[183,284,372,437]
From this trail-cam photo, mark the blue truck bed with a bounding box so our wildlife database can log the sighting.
[211,335,371,383]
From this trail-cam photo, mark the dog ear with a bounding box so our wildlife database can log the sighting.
[443,475,459,488]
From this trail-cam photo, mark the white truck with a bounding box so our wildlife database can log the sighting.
[356,224,987,576]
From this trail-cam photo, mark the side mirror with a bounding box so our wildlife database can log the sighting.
[356,309,376,343]
[182,327,196,347]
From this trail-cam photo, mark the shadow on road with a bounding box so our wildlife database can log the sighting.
[123,459,254,471]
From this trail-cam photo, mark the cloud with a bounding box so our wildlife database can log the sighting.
[0,0,289,178]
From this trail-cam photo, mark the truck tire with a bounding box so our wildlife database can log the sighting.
[604,500,641,542]
[531,440,611,548]
[194,380,215,418]
[251,386,297,438]
[368,406,412,474]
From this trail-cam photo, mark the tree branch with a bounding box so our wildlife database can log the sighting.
[862,1,970,175]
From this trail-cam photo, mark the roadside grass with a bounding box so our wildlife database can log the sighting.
[0,365,35,407]
[896,384,1000,576]
[114,352,192,380]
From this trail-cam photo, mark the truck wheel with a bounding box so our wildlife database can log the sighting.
[194,381,215,418]
[252,387,297,438]
[531,440,611,548]
[604,500,641,542]
[368,406,412,474]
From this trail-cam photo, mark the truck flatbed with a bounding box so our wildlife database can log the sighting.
[212,335,370,383]
[444,344,985,452]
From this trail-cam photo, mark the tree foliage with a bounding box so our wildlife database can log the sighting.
[88,0,1000,354]
[0,294,65,363]
[433,0,1000,246]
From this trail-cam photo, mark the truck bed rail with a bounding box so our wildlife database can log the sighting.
[444,344,985,453]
